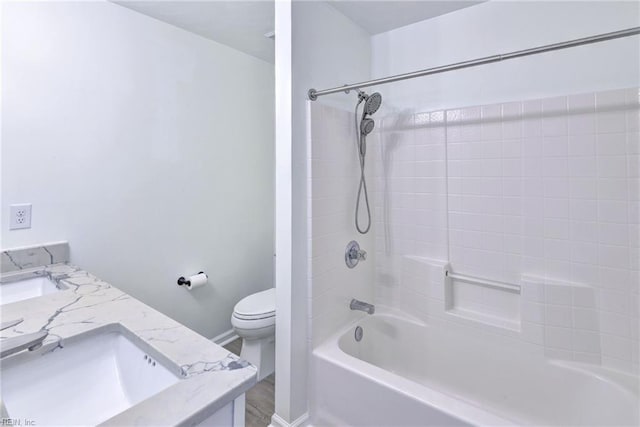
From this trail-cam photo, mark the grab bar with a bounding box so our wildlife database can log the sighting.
[445,270,521,293]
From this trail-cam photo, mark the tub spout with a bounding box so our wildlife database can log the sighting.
[350,298,375,315]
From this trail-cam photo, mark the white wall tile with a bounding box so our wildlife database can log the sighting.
[598,200,628,223]
[546,326,573,350]
[570,199,598,221]
[569,220,599,243]
[572,329,601,353]
[597,133,627,156]
[546,304,573,327]
[573,307,599,331]
[523,301,545,323]
[546,284,573,305]
[596,89,628,109]
[601,334,632,360]
[600,311,631,337]
[568,134,596,156]
[306,89,637,373]
[569,156,597,177]
[598,155,628,178]
[568,114,596,136]
[569,177,598,199]
[597,111,626,134]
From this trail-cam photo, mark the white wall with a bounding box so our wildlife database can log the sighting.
[273,1,294,425]
[372,1,640,112]
[273,1,370,423]
[1,1,274,339]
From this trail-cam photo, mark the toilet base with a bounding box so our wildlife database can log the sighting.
[240,336,275,382]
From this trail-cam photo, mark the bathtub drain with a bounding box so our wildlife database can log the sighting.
[354,326,363,342]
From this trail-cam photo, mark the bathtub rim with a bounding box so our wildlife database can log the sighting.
[313,308,640,427]
[313,310,513,426]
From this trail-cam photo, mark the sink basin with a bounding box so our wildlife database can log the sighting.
[0,276,62,305]
[1,328,181,426]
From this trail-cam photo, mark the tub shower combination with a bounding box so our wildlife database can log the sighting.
[307,27,640,426]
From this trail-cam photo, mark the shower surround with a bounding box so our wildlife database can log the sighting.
[307,87,639,424]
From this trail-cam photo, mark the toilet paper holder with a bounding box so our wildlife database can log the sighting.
[177,272,207,287]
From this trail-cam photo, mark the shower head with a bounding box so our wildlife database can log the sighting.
[364,92,382,115]
[360,118,375,136]
[357,90,383,115]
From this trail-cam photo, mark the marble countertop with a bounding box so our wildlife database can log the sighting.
[0,262,257,426]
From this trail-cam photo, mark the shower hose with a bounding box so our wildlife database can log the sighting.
[354,101,371,234]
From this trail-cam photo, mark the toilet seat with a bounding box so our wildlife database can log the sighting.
[232,288,275,320]
[231,313,275,331]
[231,287,276,336]
[233,311,275,321]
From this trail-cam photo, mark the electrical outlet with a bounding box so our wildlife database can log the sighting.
[10,204,32,230]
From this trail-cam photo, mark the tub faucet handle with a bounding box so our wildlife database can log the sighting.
[345,241,366,268]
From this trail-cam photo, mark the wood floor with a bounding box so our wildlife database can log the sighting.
[224,338,275,427]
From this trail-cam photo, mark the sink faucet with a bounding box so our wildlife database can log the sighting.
[350,298,375,315]
[1,330,49,358]
[1,318,24,331]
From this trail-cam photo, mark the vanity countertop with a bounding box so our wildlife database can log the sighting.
[0,262,257,426]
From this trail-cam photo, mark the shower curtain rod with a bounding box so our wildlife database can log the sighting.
[308,26,640,101]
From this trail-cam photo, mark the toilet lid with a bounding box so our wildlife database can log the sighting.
[233,288,275,319]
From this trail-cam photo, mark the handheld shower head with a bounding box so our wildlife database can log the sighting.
[360,118,375,136]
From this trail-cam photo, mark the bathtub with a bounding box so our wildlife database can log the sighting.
[311,312,639,426]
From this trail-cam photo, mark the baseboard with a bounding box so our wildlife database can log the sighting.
[270,412,309,427]
[211,328,239,346]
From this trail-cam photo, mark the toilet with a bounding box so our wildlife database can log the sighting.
[231,287,275,381]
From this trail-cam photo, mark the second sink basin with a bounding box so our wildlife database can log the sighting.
[0,276,62,305]
[1,327,181,426]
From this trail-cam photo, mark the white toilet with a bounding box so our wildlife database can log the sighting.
[231,287,275,381]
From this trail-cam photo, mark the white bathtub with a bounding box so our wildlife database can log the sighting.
[311,313,639,426]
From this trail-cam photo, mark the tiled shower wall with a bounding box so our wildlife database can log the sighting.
[371,87,639,374]
[308,103,375,347]
[372,110,448,303]
[308,88,638,374]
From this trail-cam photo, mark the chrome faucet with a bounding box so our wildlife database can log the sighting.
[0,318,24,331]
[1,329,49,358]
[350,298,375,315]
[345,241,367,269]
